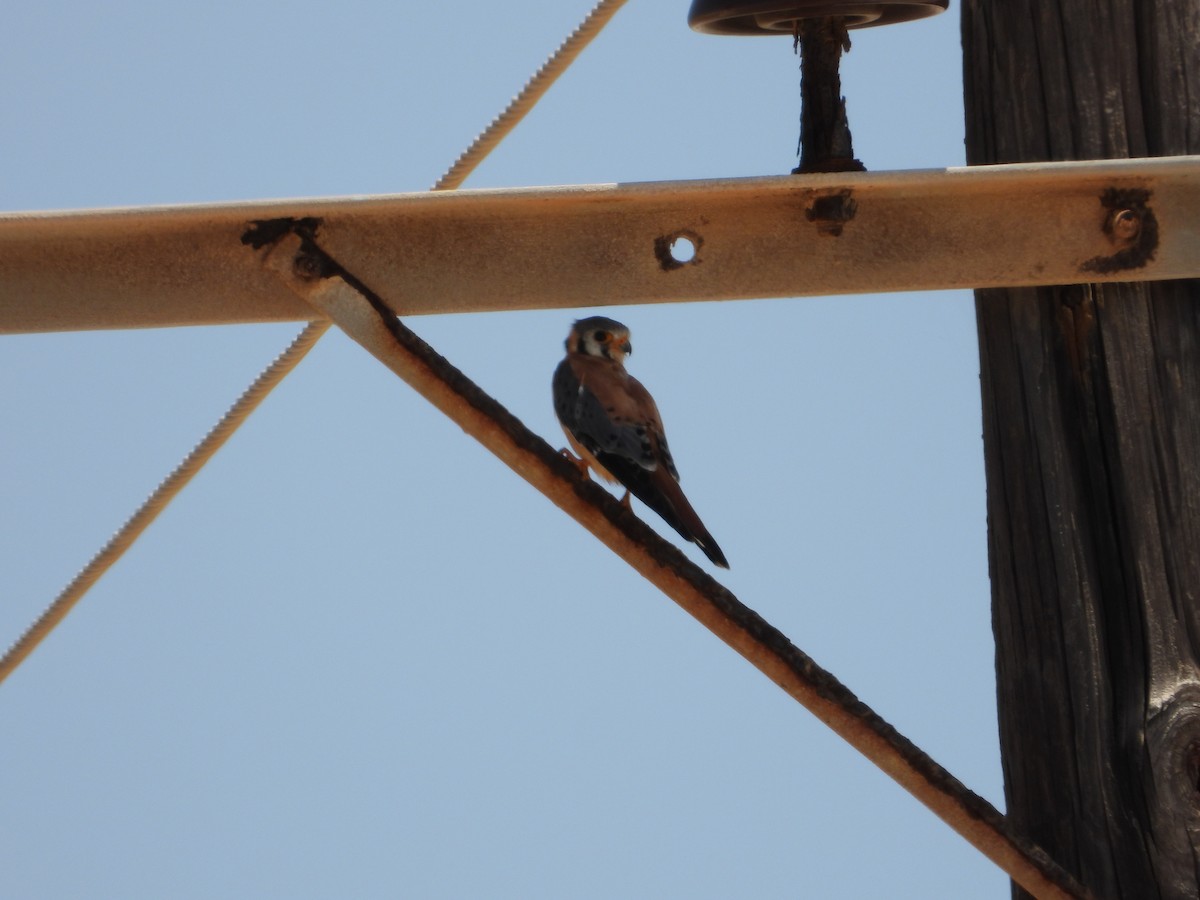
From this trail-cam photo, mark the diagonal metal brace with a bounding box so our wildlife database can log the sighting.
[248,217,1090,900]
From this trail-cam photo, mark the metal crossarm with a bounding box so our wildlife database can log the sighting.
[2,156,1197,334]
[248,219,1088,900]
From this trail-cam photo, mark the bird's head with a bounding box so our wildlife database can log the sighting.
[568,316,632,364]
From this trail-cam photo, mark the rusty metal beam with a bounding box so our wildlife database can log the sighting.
[3,156,1198,334]
[248,220,1089,900]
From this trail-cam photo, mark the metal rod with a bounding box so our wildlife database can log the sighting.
[0,319,330,686]
[794,17,864,173]
[434,0,630,191]
[0,0,633,683]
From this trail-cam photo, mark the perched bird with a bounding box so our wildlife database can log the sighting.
[553,316,729,568]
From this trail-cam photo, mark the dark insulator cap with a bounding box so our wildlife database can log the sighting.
[687,0,948,35]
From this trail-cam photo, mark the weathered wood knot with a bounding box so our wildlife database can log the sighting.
[1145,683,1200,878]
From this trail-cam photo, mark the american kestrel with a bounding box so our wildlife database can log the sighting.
[552,316,729,569]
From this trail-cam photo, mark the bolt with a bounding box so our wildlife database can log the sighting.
[805,190,857,236]
[293,251,323,281]
[1108,208,1141,243]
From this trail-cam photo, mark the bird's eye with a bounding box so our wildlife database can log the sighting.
[594,330,610,343]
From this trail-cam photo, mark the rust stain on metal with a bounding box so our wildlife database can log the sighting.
[1081,187,1158,274]
[241,216,322,250]
[805,189,857,236]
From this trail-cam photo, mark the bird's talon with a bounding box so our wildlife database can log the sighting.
[559,448,591,479]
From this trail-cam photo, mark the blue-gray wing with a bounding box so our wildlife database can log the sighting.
[552,355,726,567]
[553,358,658,471]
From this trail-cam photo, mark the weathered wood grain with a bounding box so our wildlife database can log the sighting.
[963,0,1200,896]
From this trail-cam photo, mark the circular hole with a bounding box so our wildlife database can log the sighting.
[670,235,697,264]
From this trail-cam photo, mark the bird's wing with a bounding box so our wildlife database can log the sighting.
[553,354,729,569]
[622,375,680,481]
[554,355,659,471]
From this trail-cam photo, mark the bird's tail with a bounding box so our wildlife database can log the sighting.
[637,468,730,569]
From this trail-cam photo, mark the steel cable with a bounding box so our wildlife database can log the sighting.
[0,0,630,684]
[434,0,629,191]
[0,319,329,684]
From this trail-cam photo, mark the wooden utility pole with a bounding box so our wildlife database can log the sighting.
[961,1,1200,897]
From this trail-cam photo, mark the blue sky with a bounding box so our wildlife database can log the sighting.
[1,2,1006,896]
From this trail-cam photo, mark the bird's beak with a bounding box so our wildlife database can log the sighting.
[621,340,632,356]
